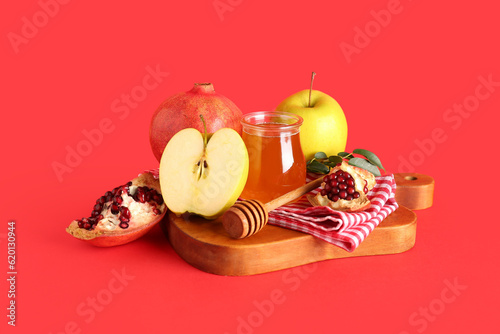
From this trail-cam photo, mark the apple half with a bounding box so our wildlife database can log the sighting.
[159,127,249,220]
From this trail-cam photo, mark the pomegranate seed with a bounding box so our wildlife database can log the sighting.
[133,187,144,202]
[339,190,347,199]
[331,187,339,194]
[120,207,131,219]
[364,180,368,194]
[330,180,338,187]
[144,192,152,202]
[91,210,100,218]
[332,195,340,202]
[345,173,352,179]
[338,183,347,190]
[347,187,355,195]
[84,223,91,229]
[347,179,354,187]
[353,192,360,199]
[346,195,353,200]
[321,189,327,196]
[337,176,345,183]
[114,186,125,196]
[119,222,129,229]
[114,196,123,205]
[156,194,164,205]
[153,207,161,215]
[119,215,130,223]
[336,163,342,167]
[335,170,343,175]
[97,214,104,220]
[111,204,119,215]
[94,203,102,212]
[78,220,84,228]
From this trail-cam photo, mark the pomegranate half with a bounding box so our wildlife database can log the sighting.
[308,161,376,212]
[149,83,243,162]
[66,171,167,247]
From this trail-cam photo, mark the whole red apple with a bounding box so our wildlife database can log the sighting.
[149,83,243,162]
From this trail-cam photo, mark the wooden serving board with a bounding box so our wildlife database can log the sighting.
[162,205,417,276]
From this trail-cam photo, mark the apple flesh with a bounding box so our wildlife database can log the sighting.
[150,83,243,162]
[159,128,249,220]
[276,89,348,161]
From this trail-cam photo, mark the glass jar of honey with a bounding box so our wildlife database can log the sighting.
[240,111,306,203]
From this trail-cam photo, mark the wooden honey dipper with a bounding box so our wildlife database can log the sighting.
[222,176,325,239]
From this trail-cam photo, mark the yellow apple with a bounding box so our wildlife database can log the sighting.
[159,126,249,220]
[276,89,348,161]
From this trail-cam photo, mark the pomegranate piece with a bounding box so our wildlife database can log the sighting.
[66,171,167,247]
[308,161,376,212]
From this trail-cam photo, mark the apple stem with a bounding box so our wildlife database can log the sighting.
[308,72,316,108]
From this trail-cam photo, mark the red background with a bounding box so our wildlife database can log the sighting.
[1,0,499,333]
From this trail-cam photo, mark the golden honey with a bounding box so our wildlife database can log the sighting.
[240,112,306,203]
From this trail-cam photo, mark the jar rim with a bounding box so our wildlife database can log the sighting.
[240,111,303,131]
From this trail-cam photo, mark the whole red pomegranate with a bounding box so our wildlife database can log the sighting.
[149,83,243,162]
[66,171,167,247]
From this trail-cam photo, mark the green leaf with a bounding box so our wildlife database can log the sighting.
[328,155,344,164]
[338,152,353,159]
[306,160,330,174]
[314,152,328,159]
[348,157,381,177]
[353,149,385,171]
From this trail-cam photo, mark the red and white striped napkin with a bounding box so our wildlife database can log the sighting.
[268,173,398,252]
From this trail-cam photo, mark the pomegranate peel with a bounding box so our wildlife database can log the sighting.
[66,171,167,247]
[307,161,376,212]
[149,83,243,162]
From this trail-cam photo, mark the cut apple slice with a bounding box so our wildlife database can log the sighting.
[159,127,249,220]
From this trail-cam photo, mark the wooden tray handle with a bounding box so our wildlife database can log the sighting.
[394,173,434,210]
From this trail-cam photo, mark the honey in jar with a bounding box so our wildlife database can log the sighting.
[240,111,306,203]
